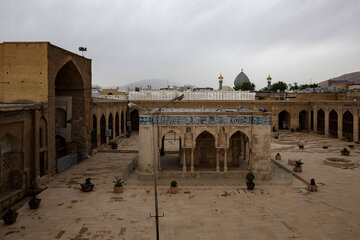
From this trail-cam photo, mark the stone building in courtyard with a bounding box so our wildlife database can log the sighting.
[0,42,93,209]
[137,108,272,180]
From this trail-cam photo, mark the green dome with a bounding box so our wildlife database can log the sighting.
[234,69,250,87]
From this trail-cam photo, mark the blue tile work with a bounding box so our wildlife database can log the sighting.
[139,116,271,126]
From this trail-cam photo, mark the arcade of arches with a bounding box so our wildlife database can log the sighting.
[159,130,250,172]
[91,99,128,149]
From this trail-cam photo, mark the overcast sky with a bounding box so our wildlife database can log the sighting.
[1,0,360,89]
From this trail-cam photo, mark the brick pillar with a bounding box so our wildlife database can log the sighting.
[338,109,343,139]
[112,109,116,139]
[157,150,161,171]
[325,110,330,137]
[354,110,359,143]
[96,111,101,147]
[291,112,299,130]
[216,149,220,172]
[105,111,109,145]
[190,148,194,172]
[224,148,228,172]
[183,149,187,172]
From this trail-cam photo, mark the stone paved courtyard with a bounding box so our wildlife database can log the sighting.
[1,132,360,239]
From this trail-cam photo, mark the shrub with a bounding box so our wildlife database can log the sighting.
[276,153,280,156]
[342,148,349,153]
[113,177,124,187]
[171,180,177,187]
[85,178,92,184]
[246,173,255,182]
[295,160,303,167]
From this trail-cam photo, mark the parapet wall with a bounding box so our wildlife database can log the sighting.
[128,90,255,101]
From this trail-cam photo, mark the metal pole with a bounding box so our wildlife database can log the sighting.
[152,115,160,240]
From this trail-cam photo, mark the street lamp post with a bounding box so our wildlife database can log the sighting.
[128,94,184,240]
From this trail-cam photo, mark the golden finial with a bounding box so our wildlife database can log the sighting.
[267,75,272,81]
[218,73,223,81]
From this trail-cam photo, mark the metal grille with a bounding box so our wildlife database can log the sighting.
[1,152,10,171]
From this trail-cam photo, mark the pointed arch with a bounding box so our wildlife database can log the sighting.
[55,60,85,157]
[317,109,325,135]
[278,110,291,130]
[329,109,338,137]
[343,110,353,141]
[299,110,309,130]
[229,130,250,170]
[195,131,216,168]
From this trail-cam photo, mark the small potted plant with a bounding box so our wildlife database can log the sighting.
[322,146,328,149]
[28,195,41,209]
[113,177,124,193]
[308,178,317,192]
[2,208,18,225]
[246,173,255,190]
[293,160,303,172]
[340,148,350,156]
[81,178,94,192]
[275,153,281,160]
[110,141,118,150]
[298,144,304,149]
[170,180,178,194]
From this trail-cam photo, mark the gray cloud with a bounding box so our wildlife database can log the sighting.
[1,0,360,89]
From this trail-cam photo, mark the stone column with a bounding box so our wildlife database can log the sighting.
[157,150,161,171]
[105,110,109,145]
[325,110,330,136]
[216,149,220,172]
[112,109,116,139]
[224,148,228,172]
[190,148,194,172]
[354,110,359,143]
[240,137,245,161]
[118,107,122,137]
[338,109,343,139]
[183,149,187,172]
[246,142,250,164]
[313,107,318,133]
[96,111,101,147]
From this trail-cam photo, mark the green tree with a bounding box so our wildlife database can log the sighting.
[234,82,256,91]
[289,83,319,90]
[270,81,288,92]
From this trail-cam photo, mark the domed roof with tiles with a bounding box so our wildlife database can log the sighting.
[234,69,250,87]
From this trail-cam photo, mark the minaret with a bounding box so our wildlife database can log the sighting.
[218,73,223,90]
[267,75,272,89]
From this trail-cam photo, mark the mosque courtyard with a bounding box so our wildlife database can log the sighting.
[0,132,359,240]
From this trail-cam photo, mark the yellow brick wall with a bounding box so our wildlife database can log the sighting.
[0,42,48,103]
[0,44,4,101]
